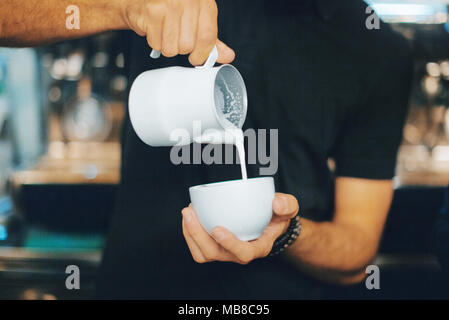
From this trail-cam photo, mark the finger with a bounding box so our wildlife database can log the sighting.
[182,206,233,261]
[132,24,146,37]
[182,217,207,263]
[179,2,199,55]
[249,220,288,257]
[189,0,218,65]
[215,39,235,64]
[272,193,299,219]
[161,7,183,57]
[210,227,256,264]
[146,4,164,51]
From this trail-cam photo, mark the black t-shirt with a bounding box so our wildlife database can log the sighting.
[96,0,412,299]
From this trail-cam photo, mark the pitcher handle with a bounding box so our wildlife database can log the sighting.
[150,45,218,68]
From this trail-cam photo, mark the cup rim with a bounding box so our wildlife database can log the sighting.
[189,177,273,192]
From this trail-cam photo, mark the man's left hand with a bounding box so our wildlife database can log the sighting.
[181,192,299,265]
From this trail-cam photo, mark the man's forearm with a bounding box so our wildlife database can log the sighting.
[0,0,126,47]
[286,218,379,284]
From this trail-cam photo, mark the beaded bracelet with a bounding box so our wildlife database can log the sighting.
[269,214,301,256]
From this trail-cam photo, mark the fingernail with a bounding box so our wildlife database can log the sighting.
[281,196,290,215]
[212,229,225,241]
[273,197,283,213]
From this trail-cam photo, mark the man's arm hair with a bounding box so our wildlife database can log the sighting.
[0,0,126,47]
[0,0,234,66]
[285,177,393,284]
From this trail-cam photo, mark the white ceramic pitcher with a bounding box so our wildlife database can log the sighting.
[128,47,248,146]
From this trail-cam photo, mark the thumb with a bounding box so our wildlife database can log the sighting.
[215,39,235,64]
[272,193,299,219]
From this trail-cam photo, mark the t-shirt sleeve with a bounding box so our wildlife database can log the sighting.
[333,37,413,180]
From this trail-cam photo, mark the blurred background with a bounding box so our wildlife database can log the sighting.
[0,0,449,299]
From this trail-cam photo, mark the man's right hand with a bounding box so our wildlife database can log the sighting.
[119,0,235,65]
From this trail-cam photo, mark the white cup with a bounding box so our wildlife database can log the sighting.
[189,177,275,241]
[128,47,247,147]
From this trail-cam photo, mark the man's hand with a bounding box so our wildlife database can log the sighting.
[181,193,299,264]
[0,0,235,58]
[120,0,235,65]
[0,0,233,65]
